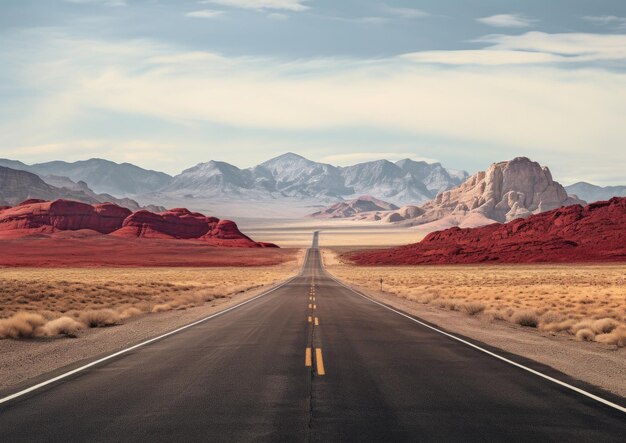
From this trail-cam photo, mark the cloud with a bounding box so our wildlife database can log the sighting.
[267,13,288,20]
[2,29,626,183]
[477,13,535,28]
[185,9,224,19]
[200,0,308,11]
[322,153,438,165]
[583,15,626,30]
[384,7,429,19]
[404,32,626,65]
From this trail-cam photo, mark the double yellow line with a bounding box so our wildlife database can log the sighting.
[306,275,325,376]
[305,341,325,375]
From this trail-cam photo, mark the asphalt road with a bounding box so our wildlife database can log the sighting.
[1,232,625,442]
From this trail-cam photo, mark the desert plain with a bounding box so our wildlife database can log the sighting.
[1,222,625,397]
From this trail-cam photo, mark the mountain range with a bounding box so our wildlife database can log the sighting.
[3,153,624,219]
[158,153,468,206]
[1,154,469,213]
[0,158,171,196]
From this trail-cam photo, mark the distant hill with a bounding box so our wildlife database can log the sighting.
[308,195,399,218]
[0,158,172,196]
[565,182,626,204]
[0,166,154,211]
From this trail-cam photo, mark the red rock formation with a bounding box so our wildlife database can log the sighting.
[0,199,131,235]
[346,197,626,265]
[0,199,276,248]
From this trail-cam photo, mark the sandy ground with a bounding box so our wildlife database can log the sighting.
[0,237,296,267]
[238,217,430,247]
[0,263,300,319]
[0,252,304,393]
[322,249,626,398]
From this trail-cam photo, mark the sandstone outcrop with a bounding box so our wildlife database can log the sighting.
[347,197,626,265]
[0,199,275,247]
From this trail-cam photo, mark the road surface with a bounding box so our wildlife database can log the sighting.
[1,232,624,441]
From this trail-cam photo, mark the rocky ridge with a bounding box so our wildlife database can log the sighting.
[0,199,275,247]
[347,197,626,265]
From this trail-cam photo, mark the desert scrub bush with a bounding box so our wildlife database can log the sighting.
[119,307,143,319]
[462,302,486,316]
[539,319,576,333]
[79,309,121,328]
[41,316,84,338]
[0,312,46,338]
[592,318,619,334]
[575,328,595,342]
[571,320,595,334]
[594,326,626,347]
[511,310,539,328]
[151,304,172,313]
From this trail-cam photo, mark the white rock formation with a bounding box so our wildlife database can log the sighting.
[390,157,586,228]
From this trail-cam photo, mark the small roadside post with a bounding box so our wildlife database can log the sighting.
[379,277,383,292]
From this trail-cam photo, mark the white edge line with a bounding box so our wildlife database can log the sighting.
[0,260,308,406]
[324,269,626,414]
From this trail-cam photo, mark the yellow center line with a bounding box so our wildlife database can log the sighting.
[316,348,325,375]
[308,316,312,323]
[314,317,319,326]
[312,297,316,301]
[305,347,312,367]
[313,304,317,310]
[308,303,312,309]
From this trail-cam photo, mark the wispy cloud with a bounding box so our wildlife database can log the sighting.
[200,0,308,11]
[384,6,429,19]
[404,32,626,65]
[267,13,288,20]
[583,15,626,30]
[185,9,224,19]
[477,13,535,28]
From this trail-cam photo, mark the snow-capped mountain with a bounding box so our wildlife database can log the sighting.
[162,153,467,206]
[1,153,468,216]
[260,153,351,198]
[395,159,467,195]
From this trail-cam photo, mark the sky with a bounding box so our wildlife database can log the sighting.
[1,0,626,184]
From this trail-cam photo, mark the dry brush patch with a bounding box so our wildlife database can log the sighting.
[323,250,626,348]
[0,262,299,340]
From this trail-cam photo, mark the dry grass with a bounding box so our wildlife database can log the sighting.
[0,259,301,339]
[323,249,626,347]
